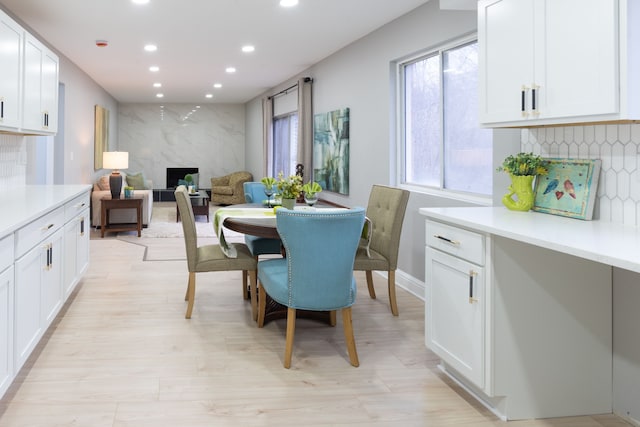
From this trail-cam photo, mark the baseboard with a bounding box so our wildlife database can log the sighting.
[373,269,424,301]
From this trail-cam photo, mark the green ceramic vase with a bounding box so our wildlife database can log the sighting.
[502,174,535,211]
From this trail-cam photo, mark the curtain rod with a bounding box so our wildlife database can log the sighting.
[267,77,313,100]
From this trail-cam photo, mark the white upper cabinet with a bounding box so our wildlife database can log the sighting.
[0,8,58,135]
[22,33,58,134]
[478,0,635,127]
[0,11,23,131]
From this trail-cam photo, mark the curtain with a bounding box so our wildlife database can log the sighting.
[296,77,313,181]
[262,97,274,177]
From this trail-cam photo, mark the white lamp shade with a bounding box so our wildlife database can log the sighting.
[103,151,129,170]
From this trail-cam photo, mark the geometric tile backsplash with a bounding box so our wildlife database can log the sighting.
[522,124,640,227]
[0,134,27,189]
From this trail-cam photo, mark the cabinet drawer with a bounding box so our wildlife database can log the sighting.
[15,206,64,258]
[64,192,90,222]
[0,234,14,272]
[426,220,485,265]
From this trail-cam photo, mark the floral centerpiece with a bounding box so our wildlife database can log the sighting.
[497,152,548,211]
[276,172,302,209]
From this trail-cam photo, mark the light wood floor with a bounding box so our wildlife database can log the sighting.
[0,227,633,426]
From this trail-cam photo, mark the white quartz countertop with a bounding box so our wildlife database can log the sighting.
[420,206,640,274]
[0,185,91,239]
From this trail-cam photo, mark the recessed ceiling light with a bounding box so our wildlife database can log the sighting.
[241,45,255,53]
[280,0,298,7]
[225,67,236,73]
[149,66,159,72]
[144,44,157,52]
[205,94,213,98]
[153,83,162,88]
[213,83,222,89]
[132,0,150,4]
[156,93,164,98]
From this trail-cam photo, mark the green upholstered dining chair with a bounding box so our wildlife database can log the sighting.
[257,207,365,368]
[354,185,410,316]
[175,186,258,319]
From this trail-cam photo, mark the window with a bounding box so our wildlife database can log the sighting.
[401,38,493,196]
[270,113,298,177]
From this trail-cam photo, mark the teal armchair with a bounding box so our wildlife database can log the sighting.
[243,181,267,204]
[257,207,365,368]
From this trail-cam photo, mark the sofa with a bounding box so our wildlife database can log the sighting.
[91,172,154,227]
[210,171,253,205]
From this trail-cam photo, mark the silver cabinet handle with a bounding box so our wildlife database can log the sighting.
[469,270,478,304]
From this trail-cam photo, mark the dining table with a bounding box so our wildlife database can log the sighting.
[213,203,371,325]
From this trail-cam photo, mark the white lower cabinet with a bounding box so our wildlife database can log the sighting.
[0,233,14,397]
[14,228,63,372]
[426,247,485,389]
[63,205,89,298]
[425,218,612,420]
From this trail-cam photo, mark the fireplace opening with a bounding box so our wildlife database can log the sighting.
[166,167,198,189]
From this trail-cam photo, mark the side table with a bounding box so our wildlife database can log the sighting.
[177,192,210,222]
[101,197,143,238]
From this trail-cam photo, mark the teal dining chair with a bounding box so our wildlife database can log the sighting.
[257,207,366,368]
[242,182,282,252]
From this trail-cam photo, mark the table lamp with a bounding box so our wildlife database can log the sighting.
[102,151,129,199]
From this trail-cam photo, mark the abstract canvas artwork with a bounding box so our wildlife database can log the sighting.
[533,158,601,220]
[313,108,350,195]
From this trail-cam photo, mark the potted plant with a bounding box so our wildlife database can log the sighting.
[276,172,302,210]
[497,152,548,211]
[302,180,322,206]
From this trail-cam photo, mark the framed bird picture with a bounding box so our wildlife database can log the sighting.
[532,158,601,220]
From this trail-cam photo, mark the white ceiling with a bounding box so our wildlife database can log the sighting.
[0,0,432,104]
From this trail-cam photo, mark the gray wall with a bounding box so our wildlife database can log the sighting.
[245,1,519,294]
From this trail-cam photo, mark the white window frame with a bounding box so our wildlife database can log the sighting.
[396,34,492,206]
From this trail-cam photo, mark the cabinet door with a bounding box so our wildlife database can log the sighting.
[478,0,535,123]
[22,33,58,134]
[41,229,63,327]
[63,209,89,298]
[40,49,58,133]
[426,248,485,388]
[14,244,44,371]
[0,266,14,398]
[0,11,22,130]
[538,0,618,119]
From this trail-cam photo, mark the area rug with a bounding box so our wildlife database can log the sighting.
[115,202,244,261]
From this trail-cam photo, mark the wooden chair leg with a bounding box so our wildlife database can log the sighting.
[329,310,337,326]
[342,307,359,367]
[284,307,297,369]
[257,283,266,328]
[388,270,398,316]
[185,272,196,319]
[184,279,189,301]
[365,270,376,299]
[249,270,258,321]
[242,270,249,300]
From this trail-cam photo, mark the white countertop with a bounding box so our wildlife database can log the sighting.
[0,185,91,239]
[420,206,640,274]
